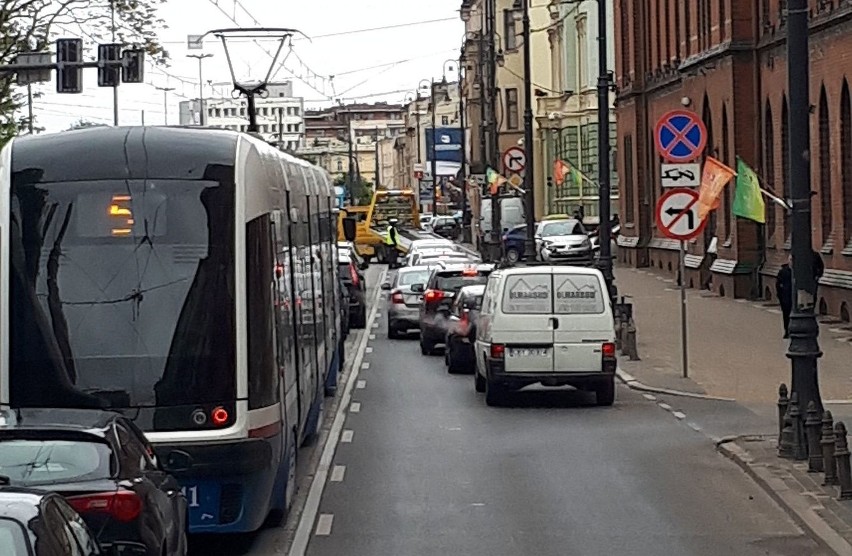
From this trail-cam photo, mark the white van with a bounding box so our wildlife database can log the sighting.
[474,266,616,406]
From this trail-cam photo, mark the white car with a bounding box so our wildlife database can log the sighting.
[473,265,616,407]
[534,219,593,265]
[419,214,433,230]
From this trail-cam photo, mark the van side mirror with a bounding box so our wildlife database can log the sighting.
[411,283,425,293]
[161,450,192,473]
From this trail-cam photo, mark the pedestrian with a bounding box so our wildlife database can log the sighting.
[812,249,824,300]
[776,254,793,338]
[385,218,399,269]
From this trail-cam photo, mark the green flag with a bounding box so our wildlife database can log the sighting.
[732,157,766,223]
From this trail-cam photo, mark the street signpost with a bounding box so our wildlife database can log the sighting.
[502,146,526,174]
[656,187,707,379]
[661,162,701,188]
[654,110,707,163]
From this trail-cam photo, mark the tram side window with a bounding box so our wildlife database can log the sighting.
[246,214,277,409]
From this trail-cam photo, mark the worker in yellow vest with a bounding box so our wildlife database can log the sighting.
[385,218,399,268]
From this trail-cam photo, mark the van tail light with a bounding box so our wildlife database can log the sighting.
[391,291,404,304]
[490,343,505,359]
[424,289,444,303]
[602,342,617,372]
[67,491,142,523]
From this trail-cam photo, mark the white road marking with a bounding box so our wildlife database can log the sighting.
[658,402,672,411]
[330,465,346,482]
[471,503,485,507]
[642,393,657,401]
[341,430,354,443]
[315,514,334,536]
[356,379,366,389]
[365,346,373,354]
[687,422,703,432]
[361,362,370,370]
[371,321,379,328]
[350,402,361,413]
[369,334,376,340]
[672,411,686,420]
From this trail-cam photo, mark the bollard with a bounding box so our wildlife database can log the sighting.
[778,384,789,445]
[779,393,800,459]
[792,396,807,461]
[805,401,824,472]
[624,318,640,361]
[834,422,852,500]
[614,313,624,352]
[822,411,837,486]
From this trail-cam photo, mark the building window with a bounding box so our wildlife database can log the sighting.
[504,9,517,50]
[782,96,790,242]
[719,0,727,41]
[620,0,631,76]
[506,88,519,129]
[779,0,787,27]
[684,0,692,55]
[655,0,663,65]
[337,160,343,172]
[673,0,680,59]
[842,81,852,244]
[441,116,449,125]
[577,17,588,89]
[624,135,635,223]
[663,0,670,63]
[764,101,776,245]
[819,87,832,245]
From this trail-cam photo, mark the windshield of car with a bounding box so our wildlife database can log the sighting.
[398,270,431,286]
[0,439,112,486]
[0,519,29,556]
[541,220,585,236]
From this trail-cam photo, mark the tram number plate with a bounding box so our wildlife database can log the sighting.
[181,483,220,527]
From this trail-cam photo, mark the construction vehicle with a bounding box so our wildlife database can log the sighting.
[337,189,421,262]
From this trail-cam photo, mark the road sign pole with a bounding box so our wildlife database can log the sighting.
[679,240,689,379]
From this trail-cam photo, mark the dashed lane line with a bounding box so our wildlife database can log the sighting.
[315,514,334,536]
[361,362,370,370]
[356,380,366,389]
[365,346,373,354]
[330,465,346,483]
[658,402,672,411]
[349,402,361,413]
[672,411,686,420]
[369,334,376,340]
[341,430,354,443]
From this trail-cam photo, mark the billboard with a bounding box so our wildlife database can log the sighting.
[425,127,463,164]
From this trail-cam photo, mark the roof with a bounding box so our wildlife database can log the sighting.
[496,265,604,277]
[0,409,119,435]
[459,284,487,295]
[0,488,52,521]
[10,126,243,185]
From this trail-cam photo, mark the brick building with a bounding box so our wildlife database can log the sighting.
[615,0,852,320]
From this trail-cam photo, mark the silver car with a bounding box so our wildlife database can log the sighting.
[382,266,434,339]
[535,219,593,264]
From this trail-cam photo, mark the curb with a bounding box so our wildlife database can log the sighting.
[717,440,852,556]
[616,368,736,402]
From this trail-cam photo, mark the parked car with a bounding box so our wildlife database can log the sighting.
[407,238,455,254]
[430,216,460,240]
[0,487,146,555]
[339,250,367,329]
[413,263,495,355]
[534,219,593,264]
[0,409,188,555]
[382,265,434,339]
[444,285,486,374]
[473,266,616,406]
[407,248,465,267]
[419,214,433,231]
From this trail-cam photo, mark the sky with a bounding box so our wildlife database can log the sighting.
[24,0,464,132]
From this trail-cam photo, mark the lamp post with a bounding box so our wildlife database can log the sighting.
[786,0,823,417]
[459,50,470,242]
[514,0,536,261]
[187,53,213,126]
[154,86,175,125]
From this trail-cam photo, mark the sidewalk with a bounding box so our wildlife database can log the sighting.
[618,266,852,409]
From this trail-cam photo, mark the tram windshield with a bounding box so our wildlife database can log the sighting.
[8,178,236,416]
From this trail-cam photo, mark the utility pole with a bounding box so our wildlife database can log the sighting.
[141,110,145,126]
[786,0,823,417]
[486,0,501,261]
[596,0,616,303]
[154,86,174,125]
[374,126,381,189]
[278,107,284,145]
[459,51,470,242]
[521,0,536,260]
[26,84,34,133]
[347,115,355,205]
[110,0,119,126]
[415,107,423,203]
[187,53,213,126]
[430,79,439,217]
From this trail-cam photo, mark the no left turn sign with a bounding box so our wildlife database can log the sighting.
[655,188,706,241]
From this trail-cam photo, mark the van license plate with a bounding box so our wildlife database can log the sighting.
[509,347,549,357]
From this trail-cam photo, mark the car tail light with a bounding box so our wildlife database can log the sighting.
[67,491,142,523]
[458,310,470,335]
[490,343,505,359]
[602,342,616,359]
[211,406,229,426]
[424,289,444,303]
[349,264,359,286]
[391,291,404,304]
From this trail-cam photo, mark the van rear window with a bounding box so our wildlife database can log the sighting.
[501,273,604,314]
[435,273,489,291]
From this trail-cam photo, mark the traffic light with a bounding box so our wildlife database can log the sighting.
[121,49,144,83]
[56,38,83,94]
[97,43,121,87]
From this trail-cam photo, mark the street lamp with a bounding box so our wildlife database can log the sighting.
[186,53,213,126]
[154,86,175,125]
[785,0,823,421]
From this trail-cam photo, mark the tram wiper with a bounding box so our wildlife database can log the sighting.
[61,277,189,307]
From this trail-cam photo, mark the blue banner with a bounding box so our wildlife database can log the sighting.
[425,128,463,164]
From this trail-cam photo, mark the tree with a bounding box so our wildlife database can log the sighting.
[0,0,168,144]
[334,174,373,206]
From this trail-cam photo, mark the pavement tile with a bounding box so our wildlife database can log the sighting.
[618,266,852,405]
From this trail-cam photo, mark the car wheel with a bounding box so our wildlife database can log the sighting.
[388,324,400,339]
[505,247,521,263]
[485,379,506,406]
[420,337,434,355]
[595,378,616,406]
[475,370,486,392]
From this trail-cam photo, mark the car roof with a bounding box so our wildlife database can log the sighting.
[497,265,604,277]
[398,265,433,273]
[459,284,487,296]
[0,488,56,522]
[0,408,119,436]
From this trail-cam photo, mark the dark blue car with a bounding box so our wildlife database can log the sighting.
[502,224,528,262]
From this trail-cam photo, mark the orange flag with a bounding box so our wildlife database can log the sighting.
[697,156,736,220]
[553,160,570,186]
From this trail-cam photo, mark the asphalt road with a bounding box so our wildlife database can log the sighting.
[297,291,828,556]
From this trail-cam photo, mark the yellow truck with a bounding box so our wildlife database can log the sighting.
[338,189,420,262]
